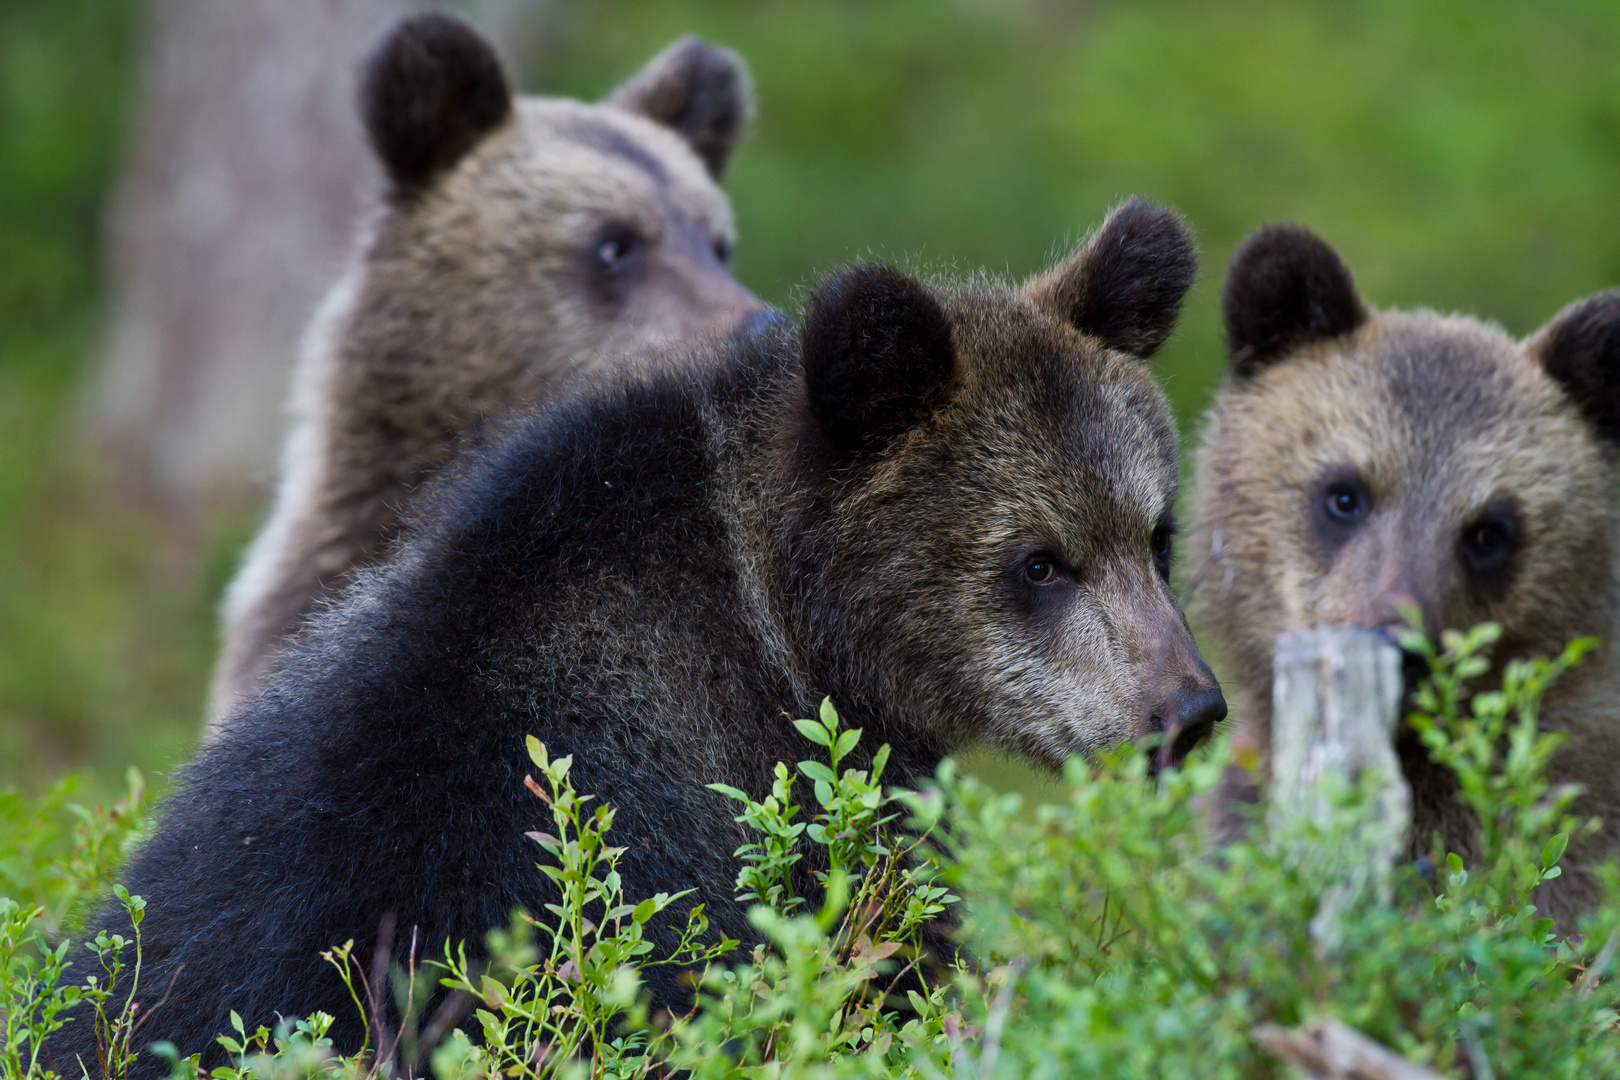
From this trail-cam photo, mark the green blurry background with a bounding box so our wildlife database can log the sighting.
[2,0,1618,803]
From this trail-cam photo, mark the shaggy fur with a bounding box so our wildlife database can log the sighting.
[67,202,1222,1074]
[210,14,760,724]
[1189,223,1620,922]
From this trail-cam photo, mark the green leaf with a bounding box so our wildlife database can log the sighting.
[706,783,752,803]
[794,718,833,747]
[820,697,840,730]
[834,728,861,758]
[526,734,548,768]
[1446,853,1464,875]
[870,742,891,782]
[1542,831,1569,869]
[479,975,508,1005]
[798,760,836,784]
[632,898,657,925]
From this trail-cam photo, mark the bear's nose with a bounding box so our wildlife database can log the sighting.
[1150,686,1228,772]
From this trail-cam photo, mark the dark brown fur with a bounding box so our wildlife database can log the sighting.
[70,202,1222,1073]
[211,16,759,724]
[1191,223,1620,921]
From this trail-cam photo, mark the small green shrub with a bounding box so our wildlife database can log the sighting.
[930,624,1619,1079]
[6,625,1620,1078]
[0,771,147,1079]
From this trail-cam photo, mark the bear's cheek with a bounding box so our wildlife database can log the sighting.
[1007,595,1143,748]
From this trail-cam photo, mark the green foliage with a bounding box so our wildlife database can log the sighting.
[930,625,1620,1078]
[0,769,146,940]
[7,638,1620,1077]
[1400,618,1600,912]
[673,699,957,1077]
[426,735,736,1080]
[0,768,147,1077]
[1,897,82,1080]
[1,837,151,1079]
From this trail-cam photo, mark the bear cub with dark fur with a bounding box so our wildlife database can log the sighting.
[1190,222,1620,921]
[73,200,1223,1072]
[211,13,760,724]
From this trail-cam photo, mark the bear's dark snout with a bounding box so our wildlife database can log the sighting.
[1149,685,1227,773]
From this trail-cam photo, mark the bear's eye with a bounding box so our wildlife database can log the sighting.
[712,238,733,264]
[1323,480,1368,524]
[1151,515,1176,581]
[594,226,644,273]
[1024,555,1061,585]
[1311,468,1373,558]
[1459,504,1519,577]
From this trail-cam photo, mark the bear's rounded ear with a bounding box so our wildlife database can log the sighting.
[803,265,955,455]
[360,13,513,196]
[609,36,752,180]
[1222,224,1367,378]
[1025,198,1197,360]
[1528,289,1620,442]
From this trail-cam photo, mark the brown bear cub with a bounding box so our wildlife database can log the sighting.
[211,13,761,722]
[73,200,1223,1071]
[1190,223,1620,920]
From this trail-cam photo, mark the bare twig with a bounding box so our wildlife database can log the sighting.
[877,957,923,1003]
[128,964,184,1037]
[417,988,473,1059]
[975,960,1024,1080]
[367,912,397,1067]
[1578,929,1620,997]
[381,924,419,1072]
[1254,1017,1444,1080]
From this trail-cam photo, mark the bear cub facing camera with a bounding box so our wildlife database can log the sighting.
[1189,222,1620,921]
[78,200,1224,1072]
[211,13,761,722]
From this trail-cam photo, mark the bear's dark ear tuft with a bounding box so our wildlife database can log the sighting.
[1222,224,1367,377]
[803,265,955,455]
[360,12,513,195]
[1027,198,1197,360]
[1529,289,1620,443]
[609,36,752,179]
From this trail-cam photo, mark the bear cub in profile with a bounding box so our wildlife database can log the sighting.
[212,13,761,722]
[1190,222,1620,921]
[75,200,1223,1071]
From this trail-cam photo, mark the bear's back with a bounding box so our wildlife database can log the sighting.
[84,349,796,1069]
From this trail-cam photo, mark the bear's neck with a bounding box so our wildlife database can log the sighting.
[704,338,954,792]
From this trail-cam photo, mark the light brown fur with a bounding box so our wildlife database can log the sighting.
[211,31,759,725]
[1193,268,1620,920]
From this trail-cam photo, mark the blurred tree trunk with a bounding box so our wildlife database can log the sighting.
[81,0,546,514]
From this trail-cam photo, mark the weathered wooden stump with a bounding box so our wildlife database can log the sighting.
[1268,627,1410,951]
[1255,630,1438,1079]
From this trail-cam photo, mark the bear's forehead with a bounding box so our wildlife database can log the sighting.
[940,288,1176,458]
[1223,310,1607,514]
[892,287,1181,537]
[430,98,734,238]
